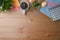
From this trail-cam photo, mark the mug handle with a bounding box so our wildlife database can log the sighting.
[22,10,26,15]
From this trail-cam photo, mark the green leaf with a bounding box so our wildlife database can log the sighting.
[0,0,13,11]
[32,1,41,8]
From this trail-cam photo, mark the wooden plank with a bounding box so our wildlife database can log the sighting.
[0,10,60,40]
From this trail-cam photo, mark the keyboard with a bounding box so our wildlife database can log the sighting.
[49,5,60,21]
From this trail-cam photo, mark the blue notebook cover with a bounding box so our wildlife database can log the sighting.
[40,0,60,18]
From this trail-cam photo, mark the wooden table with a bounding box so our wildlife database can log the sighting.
[0,10,60,40]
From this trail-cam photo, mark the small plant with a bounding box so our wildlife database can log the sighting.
[0,0,13,11]
[32,0,42,8]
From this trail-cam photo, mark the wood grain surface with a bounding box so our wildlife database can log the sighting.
[0,9,60,40]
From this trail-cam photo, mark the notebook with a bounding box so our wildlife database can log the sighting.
[40,0,60,19]
[49,5,60,21]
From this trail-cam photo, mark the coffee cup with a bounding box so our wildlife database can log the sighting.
[20,1,29,15]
